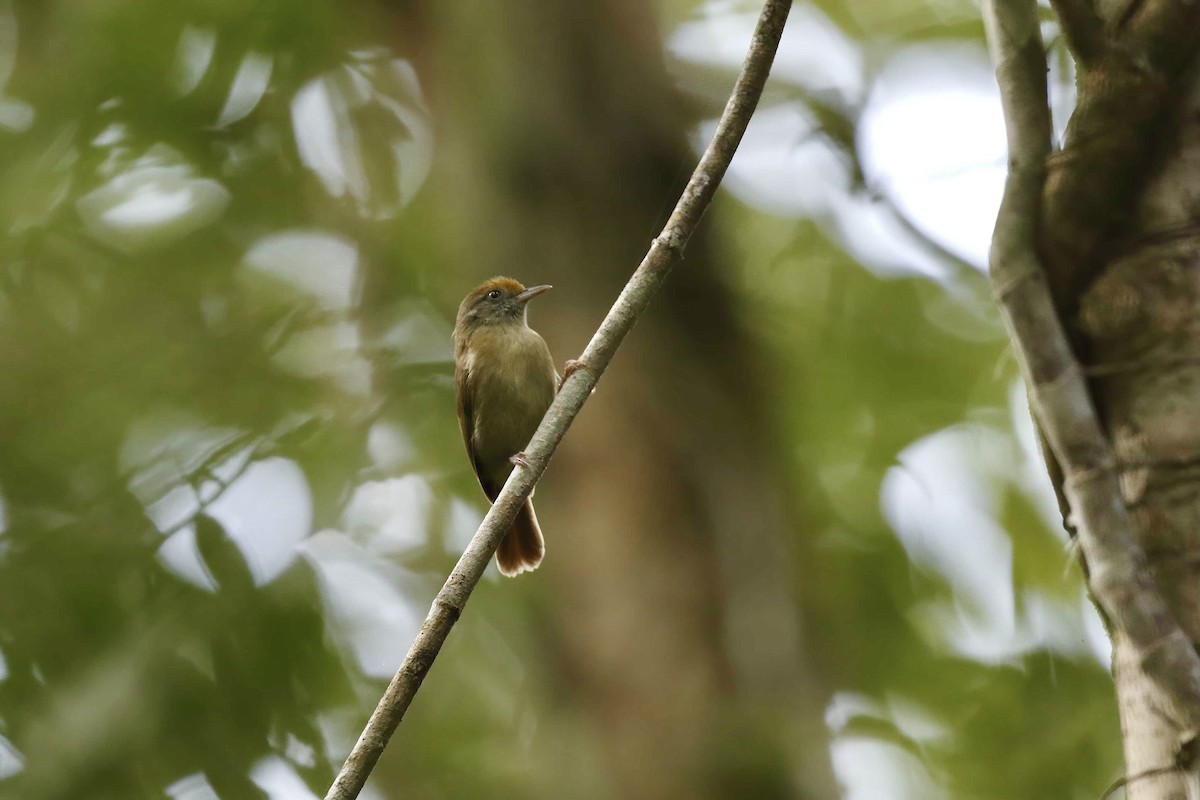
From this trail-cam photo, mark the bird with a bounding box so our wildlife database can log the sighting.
[453,277,557,576]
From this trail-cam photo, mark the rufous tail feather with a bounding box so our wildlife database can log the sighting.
[496,499,545,577]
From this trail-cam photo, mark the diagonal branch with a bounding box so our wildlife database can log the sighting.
[322,1,793,798]
[983,0,1200,750]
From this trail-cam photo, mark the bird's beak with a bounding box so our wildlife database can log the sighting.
[515,285,552,303]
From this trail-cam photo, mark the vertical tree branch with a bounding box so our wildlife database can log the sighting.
[322,2,793,798]
[984,0,1200,756]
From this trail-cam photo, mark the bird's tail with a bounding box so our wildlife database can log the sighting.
[496,499,545,577]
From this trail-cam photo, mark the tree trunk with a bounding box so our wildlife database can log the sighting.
[1026,8,1200,795]
[1075,62,1200,798]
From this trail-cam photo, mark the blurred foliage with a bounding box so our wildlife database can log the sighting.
[0,0,1119,799]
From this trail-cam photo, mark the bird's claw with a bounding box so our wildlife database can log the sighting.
[559,358,589,391]
[509,452,530,469]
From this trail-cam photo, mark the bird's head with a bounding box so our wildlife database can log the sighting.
[455,277,552,335]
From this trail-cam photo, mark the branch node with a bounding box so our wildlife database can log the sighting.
[1063,460,1117,489]
[654,230,687,260]
[989,259,1045,302]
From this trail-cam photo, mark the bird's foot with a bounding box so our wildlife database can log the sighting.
[509,452,530,469]
[559,358,589,391]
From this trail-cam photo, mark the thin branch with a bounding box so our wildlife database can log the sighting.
[322,2,794,798]
[984,0,1200,750]
[1049,0,1106,66]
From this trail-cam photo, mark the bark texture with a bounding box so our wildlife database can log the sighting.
[992,1,1200,796]
[1082,57,1200,800]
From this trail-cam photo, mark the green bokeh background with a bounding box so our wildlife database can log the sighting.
[0,1,1119,798]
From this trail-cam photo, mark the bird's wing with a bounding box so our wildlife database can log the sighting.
[456,354,497,500]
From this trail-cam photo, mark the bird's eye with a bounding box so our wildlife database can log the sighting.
[486,289,501,300]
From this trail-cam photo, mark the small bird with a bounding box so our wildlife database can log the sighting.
[453,277,557,576]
